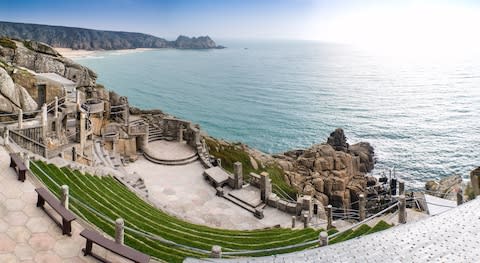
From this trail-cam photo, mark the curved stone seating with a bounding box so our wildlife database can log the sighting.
[143,140,198,166]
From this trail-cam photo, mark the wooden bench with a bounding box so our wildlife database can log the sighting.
[35,187,76,236]
[80,229,150,263]
[9,153,27,182]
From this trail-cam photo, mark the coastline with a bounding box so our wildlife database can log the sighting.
[55,47,157,59]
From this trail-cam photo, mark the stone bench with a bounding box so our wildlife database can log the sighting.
[9,153,27,182]
[35,187,76,236]
[80,229,150,263]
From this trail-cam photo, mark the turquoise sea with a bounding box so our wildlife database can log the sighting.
[76,40,480,188]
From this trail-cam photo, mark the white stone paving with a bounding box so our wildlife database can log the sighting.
[0,144,146,263]
[185,197,480,262]
[125,156,293,230]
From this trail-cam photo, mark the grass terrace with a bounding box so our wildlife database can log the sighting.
[30,160,392,262]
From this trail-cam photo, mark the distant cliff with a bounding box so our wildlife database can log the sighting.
[0,21,223,50]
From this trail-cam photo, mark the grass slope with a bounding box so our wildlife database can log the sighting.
[205,138,296,199]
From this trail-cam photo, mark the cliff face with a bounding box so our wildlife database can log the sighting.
[0,21,222,50]
[0,38,97,88]
[0,37,98,113]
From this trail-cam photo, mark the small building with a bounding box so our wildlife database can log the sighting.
[35,73,76,105]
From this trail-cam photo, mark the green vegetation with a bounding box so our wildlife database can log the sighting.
[30,161,393,262]
[23,40,33,51]
[0,37,17,49]
[329,220,392,245]
[205,138,297,199]
[365,220,392,234]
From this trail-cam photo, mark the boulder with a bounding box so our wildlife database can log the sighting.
[312,178,324,192]
[350,142,375,173]
[327,128,349,152]
[0,67,21,106]
[17,84,38,111]
[24,40,61,56]
[0,67,38,113]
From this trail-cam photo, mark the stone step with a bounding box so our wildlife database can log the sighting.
[144,152,198,166]
[227,192,262,209]
[223,194,256,214]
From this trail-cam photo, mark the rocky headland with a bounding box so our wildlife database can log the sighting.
[0,36,376,210]
[0,21,224,50]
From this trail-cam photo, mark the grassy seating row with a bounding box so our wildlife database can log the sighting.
[30,161,392,262]
[30,161,319,262]
[329,220,392,245]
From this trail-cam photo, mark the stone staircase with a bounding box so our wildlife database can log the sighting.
[121,173,149,198]
[144,151,198,166]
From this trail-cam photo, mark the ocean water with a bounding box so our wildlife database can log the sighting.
[76,40,480,188]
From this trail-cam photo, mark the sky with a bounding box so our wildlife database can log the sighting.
[2,0,480,49]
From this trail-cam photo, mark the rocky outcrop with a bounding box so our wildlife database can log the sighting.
[0,67,37,113]
[24,40,60,56]
[425,175,462,201]
[0,38,97,88]
[0,21,222,50]
[174,35,220,49]
[275,129,375,208]
[327,128,349,152]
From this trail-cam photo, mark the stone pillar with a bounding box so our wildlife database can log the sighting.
[18,109,23,129]
[115,218,125,245]
[291,216,296,228]
[61,185,69,209]
[260,172,272,202]
[399,180,405,196]
[216,158,222,167]
[23,153,30,169]
[398,195,406,224]
[54,96,59,118]
[141,129,149,151]
[202,139,207,153]
[124,106,129,126]
[359,194,366,221]
[303,214,309,228]
[326,205,333,229]
[457,188,463,206]
[41,104,48,140]
[178,125,184,143]
[233,162,243,189]
[76,90,81,106]
[319,231,329,247]
[80,112,86,155]
[470,168,480,198]
[194,130,200,145]
[72,146,77,161]
[4,129,9,146]
[210,245,222,258]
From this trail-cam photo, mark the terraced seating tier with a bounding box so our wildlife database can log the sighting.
[30,160,322,262]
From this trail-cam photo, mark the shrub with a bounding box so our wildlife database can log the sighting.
[0,37,16,49]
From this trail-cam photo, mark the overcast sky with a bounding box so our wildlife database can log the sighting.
[2,0,480,48]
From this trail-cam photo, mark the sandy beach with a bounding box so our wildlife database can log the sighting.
[55,47,157,59]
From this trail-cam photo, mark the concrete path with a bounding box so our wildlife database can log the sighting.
[126,156,292,230]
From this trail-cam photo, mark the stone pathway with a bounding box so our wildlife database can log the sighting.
[0,145,136,263]
[186,197,480,262]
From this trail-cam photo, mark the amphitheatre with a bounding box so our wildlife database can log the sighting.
[0,37,479,263]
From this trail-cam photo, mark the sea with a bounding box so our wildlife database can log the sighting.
[75,40,480,189]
